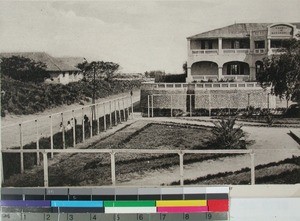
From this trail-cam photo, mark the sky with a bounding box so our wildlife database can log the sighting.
[1,0,300,73]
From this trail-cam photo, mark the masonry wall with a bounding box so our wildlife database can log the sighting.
[141,85,276,116]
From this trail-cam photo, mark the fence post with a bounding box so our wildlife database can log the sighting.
[43,152,49,187]
[190,94,192,117]
[118,99,122,123]
[208,93,211,117]
[49,115,54,159]
[61,113,65,149]
[130,95,134,119]
[19,123,24,174]
[82,107,85,142]
[147,95,150,118]
[0,151,4,184]
[109,101,112,128]
[250,152,255,185]
[179,152,184,186]
[228,94,231,116]
[90,109,93,138]
[103,102,107,131]
[170,94,173,117]
[114,100,117,126]
[110,152,116,186]
[72,110,76,148]
[122,98,126,121]
[35,119,40,165]
[151,95,154,117]
[97,104,100,135]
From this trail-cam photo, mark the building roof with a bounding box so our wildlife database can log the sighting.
[56,57,85,70]
[0,52,80,72]
[188,23,300,39]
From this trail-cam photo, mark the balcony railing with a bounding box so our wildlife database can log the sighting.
[223,49,250,54]
[191,49,218,55]
[254,49,266,54]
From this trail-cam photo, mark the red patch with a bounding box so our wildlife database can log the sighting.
[207,199,229,212]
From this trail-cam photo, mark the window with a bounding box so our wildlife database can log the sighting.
[271,40,283,48]
[201,40,213,49]
[255,41,265,49]
[227,63,245,75]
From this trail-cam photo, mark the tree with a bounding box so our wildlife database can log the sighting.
[257,39,300,104]
[0,56,48,83]
[182,61,187,77]
[77,60,119,81]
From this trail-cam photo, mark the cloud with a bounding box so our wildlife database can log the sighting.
[1,0,300,73]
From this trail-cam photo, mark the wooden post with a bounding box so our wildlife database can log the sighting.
[122,98,126,121]
[114,100,117,126]
[43,152,49,187]
[19,123,24,174]
[190,94,192,117]
[35,119,40,165]
[170,94,173,117]
[109,101,112,128]
[90,111,93,138]
[82,108,85,142]
[118,99,122,123]
[130,95,134,119]
[49,115,54,159]
[179,152,184,186]
[97,104,100,135]
[250,153,255,185]
[110,152,116,186]
[0,151,4,185]
[72,110,76,148]
[103,102,107,131]
[61,113,65,149]
[208,93,211,117]
[151,95,154,117]
[147,95,150,118]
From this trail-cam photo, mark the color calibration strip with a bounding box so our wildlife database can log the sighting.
[1,187,229,220]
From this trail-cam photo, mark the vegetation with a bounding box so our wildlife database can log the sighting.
[0,56,49,83]
[209,117,246,149]
[1,76,141,116]
[77,60,120,81]
[257,39,300,104]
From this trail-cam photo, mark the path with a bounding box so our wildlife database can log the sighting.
[120,117,300,186]
[1,90,140,148]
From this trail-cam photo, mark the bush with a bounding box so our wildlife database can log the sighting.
[1,77,142,115]
[209,117,246,149]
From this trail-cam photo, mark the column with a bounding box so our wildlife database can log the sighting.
[249,66,256,81]
[218,38,223,54]
[267,38,271,55]
[218,66,223,81]
[186,67,193,83]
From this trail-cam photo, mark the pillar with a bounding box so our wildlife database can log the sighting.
[249,66,256,81]
[186,67,193,83]
[218,38,223,54]
[218,66,223,81]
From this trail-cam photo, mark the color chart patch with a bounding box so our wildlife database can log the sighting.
[1,187,229,221]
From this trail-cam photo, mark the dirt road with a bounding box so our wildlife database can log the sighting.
[1,90,141,148]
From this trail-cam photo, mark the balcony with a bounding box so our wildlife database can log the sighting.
[223,49,250,54]
[254,49,266,54]
[191,49,218,55]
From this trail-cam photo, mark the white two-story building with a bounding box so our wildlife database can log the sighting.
[186,23,300,82]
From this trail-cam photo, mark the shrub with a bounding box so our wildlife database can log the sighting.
[209,117,246,149]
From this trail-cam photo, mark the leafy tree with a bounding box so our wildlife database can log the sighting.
[210,117,246,149]
[0,56,48,83]
[257,39,300,104]
[182,61,187,76]
[77,60,119,81]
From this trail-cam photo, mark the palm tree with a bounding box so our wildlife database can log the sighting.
[211,117,246,149]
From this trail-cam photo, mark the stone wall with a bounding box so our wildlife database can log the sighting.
[141,84,276,115]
